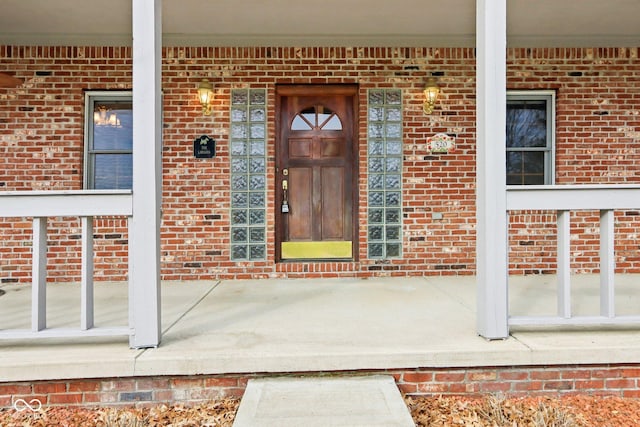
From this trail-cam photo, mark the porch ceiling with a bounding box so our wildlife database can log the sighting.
[0,0,638,47]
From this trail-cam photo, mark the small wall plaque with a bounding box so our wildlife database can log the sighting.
[194,135,215,158]
[426,133,456,154]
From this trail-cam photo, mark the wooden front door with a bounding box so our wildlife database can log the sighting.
[276,85,358,261]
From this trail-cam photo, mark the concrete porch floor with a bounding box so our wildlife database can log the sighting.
[1,275,639,383]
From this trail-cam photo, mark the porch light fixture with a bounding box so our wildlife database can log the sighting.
[198,79,213,115]
[423,77,440,114]
[93,105,121,127]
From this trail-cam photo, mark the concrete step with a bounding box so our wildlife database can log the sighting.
[233,375,415,427]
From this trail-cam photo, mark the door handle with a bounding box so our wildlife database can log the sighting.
[281,178,290,213]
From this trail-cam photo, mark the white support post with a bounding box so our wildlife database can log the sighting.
[31,217,47,332]
[130,0,162,348]
[81,216,94,330]
[476,0,508,339]
[600,209,615,317]
[557,210,571,318]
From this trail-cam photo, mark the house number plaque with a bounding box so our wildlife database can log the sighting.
[426,133,456,154]
[194,135,216,158]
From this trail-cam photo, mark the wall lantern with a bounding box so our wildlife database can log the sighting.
[423,77,440,114]
[197,79,213,115]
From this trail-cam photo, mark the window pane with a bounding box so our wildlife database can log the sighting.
[250,245,265,259]
[232,245,247,259]
[367,89,403,259]
[92,102,133,150]
[230,89,267,261]
[523,152,545,173]
[506,100,547,148]
[506,175,522,186]
[369,243,384,258]
[506,151,545,185]
[386,243,401,257]
[369,209,384,223]
[506,93,553,186]
[94,154,132,189]
[369,157,384,173]
[249,90,265,105]
[506,152,523,175]
[368,226,383,241]
[87,94,134,190]
[231,107,247,122]
[524,174,545,185]
[292,115,313,130]
[319,114,342,130]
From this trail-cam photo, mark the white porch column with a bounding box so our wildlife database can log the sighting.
[476,0,509,339]
[130,0,162,348]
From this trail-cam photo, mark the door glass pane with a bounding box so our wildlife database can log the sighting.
[292,115,313,130]
[292,106,343,131]
[319,114,342,130]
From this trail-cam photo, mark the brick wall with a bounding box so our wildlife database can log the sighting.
[1,364,639,409]
[1,46,639,282]
[506,47,640,275]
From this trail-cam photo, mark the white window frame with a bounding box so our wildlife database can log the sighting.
[83,91,133,189]
[506,90,556,186]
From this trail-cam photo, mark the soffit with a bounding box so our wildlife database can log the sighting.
[0,0,638,47]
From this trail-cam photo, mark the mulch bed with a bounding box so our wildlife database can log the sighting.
[407,395,640,426]
[1,395,639,426]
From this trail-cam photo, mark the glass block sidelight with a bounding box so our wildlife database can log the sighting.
[230,89,267,260]
[367,89,403,259]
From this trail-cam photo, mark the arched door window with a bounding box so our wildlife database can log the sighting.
[291,105,342,131]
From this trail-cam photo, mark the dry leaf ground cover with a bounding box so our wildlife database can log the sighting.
[1,395,640,426]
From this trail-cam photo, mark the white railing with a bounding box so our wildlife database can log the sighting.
[0,190,133,339]
[506,185,640,326]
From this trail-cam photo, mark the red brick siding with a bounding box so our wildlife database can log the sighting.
[507,47,640,275]
[1,364,639,409]
[1,46,639,282]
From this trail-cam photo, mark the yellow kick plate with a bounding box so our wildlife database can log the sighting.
[281,241,352,259]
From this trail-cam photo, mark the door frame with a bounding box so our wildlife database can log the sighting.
[274,84,360,262]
